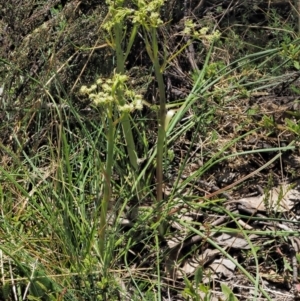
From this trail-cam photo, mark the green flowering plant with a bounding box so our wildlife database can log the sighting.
[99,0,224,240]
[80,72,145,258]
[101,0,169,236]
[99,0,223,240]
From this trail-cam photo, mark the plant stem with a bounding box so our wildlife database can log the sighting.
[147,28,167,235]
[114,23,139,172]
[99,105,114,259]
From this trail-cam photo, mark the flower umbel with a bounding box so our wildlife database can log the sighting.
[80,73,144,113]
[183,20,221,44]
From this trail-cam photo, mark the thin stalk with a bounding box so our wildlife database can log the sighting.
[155,233,162,301]
[114,23,125,73]
[99,105,114,259]
[147,28,167,235]
[114,23,139,172]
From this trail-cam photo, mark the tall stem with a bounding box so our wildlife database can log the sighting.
[149,28,167,235]
[99,106,114,259]
[114,24,139,172]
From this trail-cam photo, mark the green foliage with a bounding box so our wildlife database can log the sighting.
[221,284,239,301]
[205,61,227,79]
[1,1,300,300]
[285,118,300,135]
[182,269,212,301]
[280,42,300,70]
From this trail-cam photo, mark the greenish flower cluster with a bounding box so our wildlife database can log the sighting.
[103,0,165,33]
[80,73,144,113]
[102,5,133,32]
[132,0,164,28]
[183,20,221,43]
